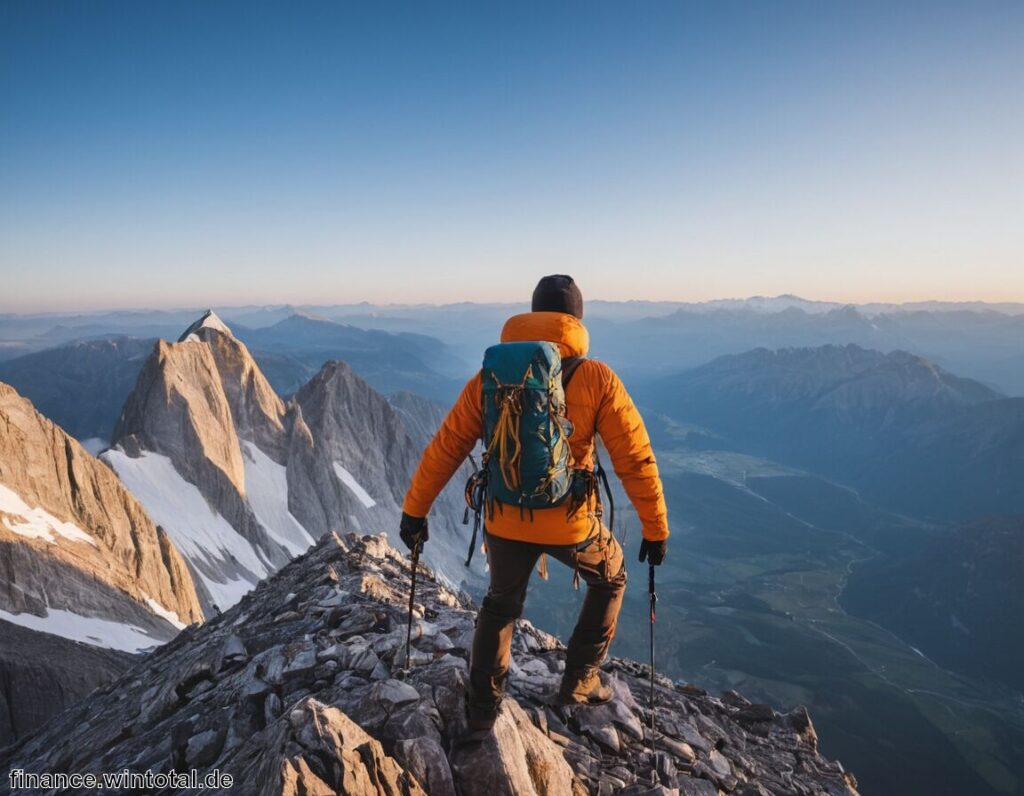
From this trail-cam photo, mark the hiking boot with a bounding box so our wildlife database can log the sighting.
[557,667,614,706]
[464,697,501,738]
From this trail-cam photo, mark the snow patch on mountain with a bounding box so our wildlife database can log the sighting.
[0,607,160,653]
[0,483,96,546]
[141,593,188,631]
[241,440,316,555]
[103,449,266,609]
[332,461,377,508]
[199,311,232,334]
[177,310,233,343]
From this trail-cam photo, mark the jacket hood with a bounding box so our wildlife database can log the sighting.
[500,312,590,358]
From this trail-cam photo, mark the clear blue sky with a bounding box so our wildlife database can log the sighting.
[1,1,1021,312]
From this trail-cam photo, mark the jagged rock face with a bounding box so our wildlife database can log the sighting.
[229,699,429,796]
[0,382,202,628]
[287,360,420,533]
[106,312,310,613]
[114,336,248,497]
[2,533,858,796]
[388,390,449,449]
[106,312,477,615]
[187,318,290,465]
[288,362,475,586]
[385,389,478,578]
[0,381,204,743]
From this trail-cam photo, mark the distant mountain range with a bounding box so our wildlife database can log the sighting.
[4,296,1024,394]
[234,313,466,400]
[0,336,155,441]
[644,343,1024,520]
[0,312,469,445]
[588,304,1024,394]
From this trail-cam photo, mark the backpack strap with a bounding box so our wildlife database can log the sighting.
[561,356,587,389]
[594,444,615,539]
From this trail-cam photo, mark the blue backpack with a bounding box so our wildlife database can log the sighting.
[481,341,575,509]
[462,342,612,566]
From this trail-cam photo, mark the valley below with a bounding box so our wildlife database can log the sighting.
[523,447,1024,795]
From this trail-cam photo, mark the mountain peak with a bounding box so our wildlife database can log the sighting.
[177,309,233,343]
[311,358,355,380]
[287,307,330,322]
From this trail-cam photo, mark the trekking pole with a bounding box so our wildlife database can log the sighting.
[405,537,422,670]
[648,563,657,736]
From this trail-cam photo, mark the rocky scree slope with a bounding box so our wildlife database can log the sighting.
[2,532,858,796]
[0,382,203,743]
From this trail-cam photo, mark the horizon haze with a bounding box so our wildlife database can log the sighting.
[6,292,1024,317]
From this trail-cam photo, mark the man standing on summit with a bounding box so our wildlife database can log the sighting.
[399,275,669,732]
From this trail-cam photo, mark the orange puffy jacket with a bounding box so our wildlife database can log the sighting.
[402,311,669,546]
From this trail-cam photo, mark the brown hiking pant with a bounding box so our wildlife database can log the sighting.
[468,524,627,709]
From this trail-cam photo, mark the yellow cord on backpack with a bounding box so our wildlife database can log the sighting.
[486,367,534,493]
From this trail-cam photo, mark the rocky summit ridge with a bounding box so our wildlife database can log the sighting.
[1,531,858,796]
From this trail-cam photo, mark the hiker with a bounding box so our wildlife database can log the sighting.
[399,274,669,733]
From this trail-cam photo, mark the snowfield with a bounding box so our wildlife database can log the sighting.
[103,448,266,609]
[142,593,188,631]
[0,606,160,653]
[332,462,377,508]
[0,483,97,546]
[241,441,317,556]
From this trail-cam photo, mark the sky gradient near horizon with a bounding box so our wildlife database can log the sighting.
[1,1,1022,312]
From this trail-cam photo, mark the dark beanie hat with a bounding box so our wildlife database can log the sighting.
[532,274,583,319]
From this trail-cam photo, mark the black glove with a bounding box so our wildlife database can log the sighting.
[639,538,667,566]
[399,512,428,552]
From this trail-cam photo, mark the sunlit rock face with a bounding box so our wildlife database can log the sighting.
[0,380,204,743]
